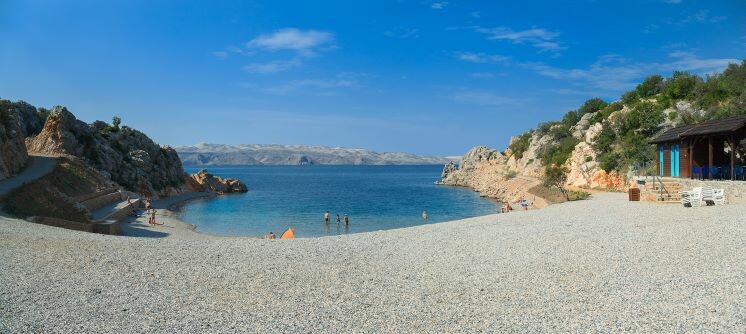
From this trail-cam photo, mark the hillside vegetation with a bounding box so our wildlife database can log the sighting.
[443,60,746,202]
[510,60,746,177]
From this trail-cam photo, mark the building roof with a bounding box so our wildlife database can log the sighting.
[650,114,746,143]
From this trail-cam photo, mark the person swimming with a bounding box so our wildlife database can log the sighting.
[343,214,349,226]
[336,214,341,224]
[324,211,330,223]
[422,211,428,221]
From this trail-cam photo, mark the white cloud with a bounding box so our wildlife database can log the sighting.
[384,28,419,39]
[470,72,494,78]
[679,10,726,24]
[475,26,565,53]
[431,2,448,9]
[212,51,228,59]
[242,59,301,74]
[456,52,510,64]
[524,52,738,93]
[260,76,362,95]
[452,91,515,106]
[246,28,335,57]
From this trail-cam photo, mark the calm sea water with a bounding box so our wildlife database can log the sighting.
[175,165,499,238]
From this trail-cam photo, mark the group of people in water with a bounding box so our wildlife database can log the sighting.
[324,211,349,225]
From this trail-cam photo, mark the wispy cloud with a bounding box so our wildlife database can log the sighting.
[524,52,738,93]
[242,59,301,74]
[252,74,363,95]
[452,90,515,106]
[246,28,335,57]
[384,28,419,39]
[455,52,510,64]
[474,26,565,54]
[212,51,229,59]
[470,72,495,78]
[678,9,727,24]
[431,2,448,10]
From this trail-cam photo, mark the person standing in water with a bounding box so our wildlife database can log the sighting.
[324,211,330,224]
[336,214,341,224]
[422,211,428,221]
[343,214,349,226]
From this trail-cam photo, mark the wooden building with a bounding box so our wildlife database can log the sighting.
[649,115,746,180]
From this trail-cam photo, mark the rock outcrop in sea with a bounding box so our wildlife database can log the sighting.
[187,169,248,194]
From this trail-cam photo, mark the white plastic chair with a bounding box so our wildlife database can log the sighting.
[689,187,703,207]
[680,190,692,207]
[713,188,725,205]
[701,187,715,206]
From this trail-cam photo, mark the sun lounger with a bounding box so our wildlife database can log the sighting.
[713,188,725,205]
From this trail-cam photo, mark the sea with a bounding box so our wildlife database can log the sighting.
[175,165,499,238]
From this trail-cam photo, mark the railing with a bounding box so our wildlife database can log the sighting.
[631,161,669,201]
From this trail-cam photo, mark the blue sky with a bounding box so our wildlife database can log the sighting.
[1,0,744,156]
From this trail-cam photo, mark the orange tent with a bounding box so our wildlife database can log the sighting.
[280,228,295,239]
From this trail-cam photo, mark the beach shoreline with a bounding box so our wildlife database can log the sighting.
[1,192,744,332]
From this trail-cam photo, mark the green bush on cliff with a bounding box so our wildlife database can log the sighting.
[508,131,532,159]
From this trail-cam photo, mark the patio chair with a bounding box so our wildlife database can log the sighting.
[713,189,725,205]
[692,166,702,179]
[720,165,731,180]
[701,187,715,206]
[680,190,693,207]
[689,187,704,207]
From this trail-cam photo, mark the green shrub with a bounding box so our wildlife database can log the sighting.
[568,190,591,201]
[505,170,518,179]
[508,131,532,159]
[578,98,609,116]
[635,74,664,98]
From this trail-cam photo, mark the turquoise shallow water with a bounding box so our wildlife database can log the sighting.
[176,165,499,238]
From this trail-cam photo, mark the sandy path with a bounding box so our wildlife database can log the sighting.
[0,155,56,198]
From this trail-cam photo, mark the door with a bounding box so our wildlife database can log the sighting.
[659,145,664,176]
[670,144,680,177]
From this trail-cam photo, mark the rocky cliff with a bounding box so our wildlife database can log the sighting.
[0,110,29,180]
[176,143,452,166]
[187,169,248,194]
[26,106,187,197]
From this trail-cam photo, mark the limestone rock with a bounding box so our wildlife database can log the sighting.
[26,106,187,197]
[571,112,597,139]
[585,122,603,144]
[441,161,457,179]
[187,169,248,194]
[0,112,29,180]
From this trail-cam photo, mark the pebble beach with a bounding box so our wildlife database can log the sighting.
[1,192,744,333]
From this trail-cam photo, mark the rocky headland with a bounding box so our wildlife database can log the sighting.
[0,99,246,229]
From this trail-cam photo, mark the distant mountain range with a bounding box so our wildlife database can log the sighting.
[175,143,455,166]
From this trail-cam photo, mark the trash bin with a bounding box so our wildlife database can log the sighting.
[628,188,640,201]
